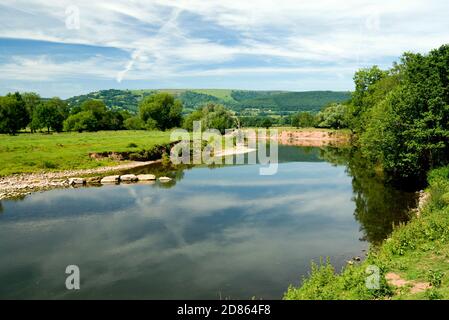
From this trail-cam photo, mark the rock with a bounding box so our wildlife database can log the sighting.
[159,176,172,182]
[101,175,120,184]
[137,174,156,181]
[120,174,138,182]
[347,260,354,265]
[353,256,361,262]
[68,178,86,185]
[86,176,102,184]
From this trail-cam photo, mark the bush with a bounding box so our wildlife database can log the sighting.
[427,270,444,288]
[39,160,58,169]
[127,143,138,148]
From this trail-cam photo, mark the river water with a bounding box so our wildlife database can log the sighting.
[0,145,417,299]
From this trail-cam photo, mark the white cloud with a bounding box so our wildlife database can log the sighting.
[0,0,448,88]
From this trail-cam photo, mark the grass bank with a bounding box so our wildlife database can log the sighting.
[284,166,449,300]
[0,130,172,176]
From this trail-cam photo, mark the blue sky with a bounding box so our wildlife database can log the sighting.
[1,0,449,98]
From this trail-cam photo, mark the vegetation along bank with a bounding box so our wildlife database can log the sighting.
[285,44,449,300]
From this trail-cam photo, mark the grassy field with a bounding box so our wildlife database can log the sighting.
[0,131,172,176]
[284,166,449,300]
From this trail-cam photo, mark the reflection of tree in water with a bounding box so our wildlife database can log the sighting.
[0,202,3,214]
[320,147,418,245]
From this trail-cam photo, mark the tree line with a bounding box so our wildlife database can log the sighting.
[0,91,237,134]
[338,44,449,185]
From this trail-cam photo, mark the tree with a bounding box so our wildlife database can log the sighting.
[291,112,316,128]
[0,93,29,134]
[31,102,65,133]
[182,103,237,133]
[316,103,349,129]
[261,117,273,129]
[63,111,98,132]
[124,116,145,130]
[22,92,41,130]
[138,93,183,130]
[350,44,449,184]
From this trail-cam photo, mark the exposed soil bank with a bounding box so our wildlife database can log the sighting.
[279,130,351,146]
[248,129,351,147]
[0,160,160,200]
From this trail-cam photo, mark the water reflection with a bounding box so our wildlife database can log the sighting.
[0,145,417,299]
[319,147,417,244]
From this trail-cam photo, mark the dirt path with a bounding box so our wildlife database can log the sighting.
[385,272,431,294]
[0,160,160,200]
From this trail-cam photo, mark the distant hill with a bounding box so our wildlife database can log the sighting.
[66,89,351,115]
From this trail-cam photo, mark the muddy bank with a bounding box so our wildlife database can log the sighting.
[0,160,160,200]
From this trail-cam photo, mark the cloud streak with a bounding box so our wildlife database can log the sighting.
[0,0,448,96]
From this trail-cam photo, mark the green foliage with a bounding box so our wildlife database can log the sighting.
[286,163,449,300]
[126,143,138,148]
[63,111,98,132]
[124,116,145,130]
[0,92,29,134]
[291,112,316,128]
[183,103,237,134]
[316,103,349,129]
[427,270,444,288]
[425,288,443,300]
[67,89,350,115]
[260,117,273,129]
[284,258,391,300]
[138,93,183,131]
[21,92,41,128]
[346,45,449,184]
[31,98,67,133]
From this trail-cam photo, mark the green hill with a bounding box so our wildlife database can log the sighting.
[66,89,351,115]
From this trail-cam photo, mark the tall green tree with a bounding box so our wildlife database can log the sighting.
[31,102,65,133]
[21,92,41,131]
[139,93,183,130]
[183,103,236,133]
[0,92,29,134]
[316,103,348,129]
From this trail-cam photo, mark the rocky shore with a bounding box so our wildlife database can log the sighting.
[0,160,160,200]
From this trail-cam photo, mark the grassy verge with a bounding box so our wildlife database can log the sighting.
[284,166,449,300]
[0,130,172,176]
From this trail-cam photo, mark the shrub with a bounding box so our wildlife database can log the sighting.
[427,270,444,288]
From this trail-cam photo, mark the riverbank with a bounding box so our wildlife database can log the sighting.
[247,128,351,146]
[0,160,161,200]
[0,130,172,177]
[284,165,449,300]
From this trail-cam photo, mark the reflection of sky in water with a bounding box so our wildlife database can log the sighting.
[0,160,366,299]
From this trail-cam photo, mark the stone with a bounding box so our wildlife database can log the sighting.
[137,174,156,181]
[120,174,138,182]
[86,176,102,184]
[100,175,120,184]
[353,256,361,262]
[68,178,86,185]
[159,176,172,182]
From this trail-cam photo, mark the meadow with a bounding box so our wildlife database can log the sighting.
[0,130,172,176]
